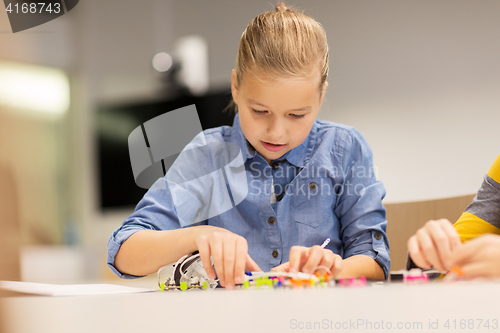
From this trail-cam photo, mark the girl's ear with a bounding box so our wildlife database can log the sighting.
[319,81,328,105]
[231,69,239,104]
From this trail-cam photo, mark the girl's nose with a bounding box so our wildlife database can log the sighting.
[267,118,285,140]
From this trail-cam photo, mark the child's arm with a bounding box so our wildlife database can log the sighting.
[114,227,208,277]
[108,168,262,289]
[339,255,384,280]
[334,128,390,279]
[114,226,261,289]
[408,154,500,271]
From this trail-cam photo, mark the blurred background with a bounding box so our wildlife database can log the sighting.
[0,0,499,283]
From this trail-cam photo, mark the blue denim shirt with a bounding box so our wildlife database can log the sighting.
[107,113,390,279]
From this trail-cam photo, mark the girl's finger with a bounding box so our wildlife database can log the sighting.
[301,246,324,273]
[288,246,307,273]
[210,237,224,287]
[233,237,248,285]
[331,255,344,277]
[223,237,236,289]
[317,250,335,272]
[271,262,289,272]
[197,238,215,280]
[246,253,263,272]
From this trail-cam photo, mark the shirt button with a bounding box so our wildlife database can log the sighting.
[272,162,279,170]
[375,233,381,240]
[276,193,284,201]
[309,182,317,190]
[268,217,275,225]
[272,250,279,258]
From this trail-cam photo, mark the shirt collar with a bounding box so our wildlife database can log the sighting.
[280,120,317,168]
[231,112,318,167]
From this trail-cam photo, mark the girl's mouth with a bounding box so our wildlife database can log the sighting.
[261,140,286,152]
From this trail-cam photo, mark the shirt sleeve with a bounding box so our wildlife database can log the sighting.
[454,154,500,242]
[334,128,391,279]
[106,177,183,279]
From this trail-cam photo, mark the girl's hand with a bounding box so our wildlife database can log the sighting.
[194,226,261,289]
[271,245,344,277]
[451,234,500,278]
[407,219,462,272]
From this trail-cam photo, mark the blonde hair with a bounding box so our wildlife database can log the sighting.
[228,2,329,113]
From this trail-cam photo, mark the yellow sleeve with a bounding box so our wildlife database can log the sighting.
[487,154,500,183]
[454,212,500,243]
[453,154,500,242]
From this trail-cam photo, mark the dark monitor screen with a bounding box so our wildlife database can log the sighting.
[96,88,235,210]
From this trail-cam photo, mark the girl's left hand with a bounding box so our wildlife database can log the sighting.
[271,245,344,277]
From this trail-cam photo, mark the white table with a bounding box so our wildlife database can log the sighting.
[2,280,500,333]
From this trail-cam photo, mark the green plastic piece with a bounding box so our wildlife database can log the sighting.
[203,281,207,290]
[180,281,188,291]
[243,280,249,290]
[311,279,316,288]
[160,282,165,291]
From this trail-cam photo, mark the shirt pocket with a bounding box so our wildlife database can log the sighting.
[292,178,334,228]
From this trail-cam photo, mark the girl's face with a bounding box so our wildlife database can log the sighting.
[231,70,327,164]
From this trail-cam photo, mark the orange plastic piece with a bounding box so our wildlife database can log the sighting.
[449,266,464,278]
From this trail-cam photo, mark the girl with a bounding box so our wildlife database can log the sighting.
[108,2,390,289]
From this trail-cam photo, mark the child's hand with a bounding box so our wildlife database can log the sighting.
[271,245,344,277]
[450,234,500,278]
[194,226,261,289]
[407,219,462,272]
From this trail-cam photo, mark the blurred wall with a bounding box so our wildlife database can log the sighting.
[0,162,21,281]
[0,3,74,248]
[0,109,64,245]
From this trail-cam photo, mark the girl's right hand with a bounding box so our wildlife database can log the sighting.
[271,245,344,277]
[194,226,261,289]
[407,219,462,272]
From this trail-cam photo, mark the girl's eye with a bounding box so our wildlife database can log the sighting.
[290,113,305,119]
[252,109,267,115]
